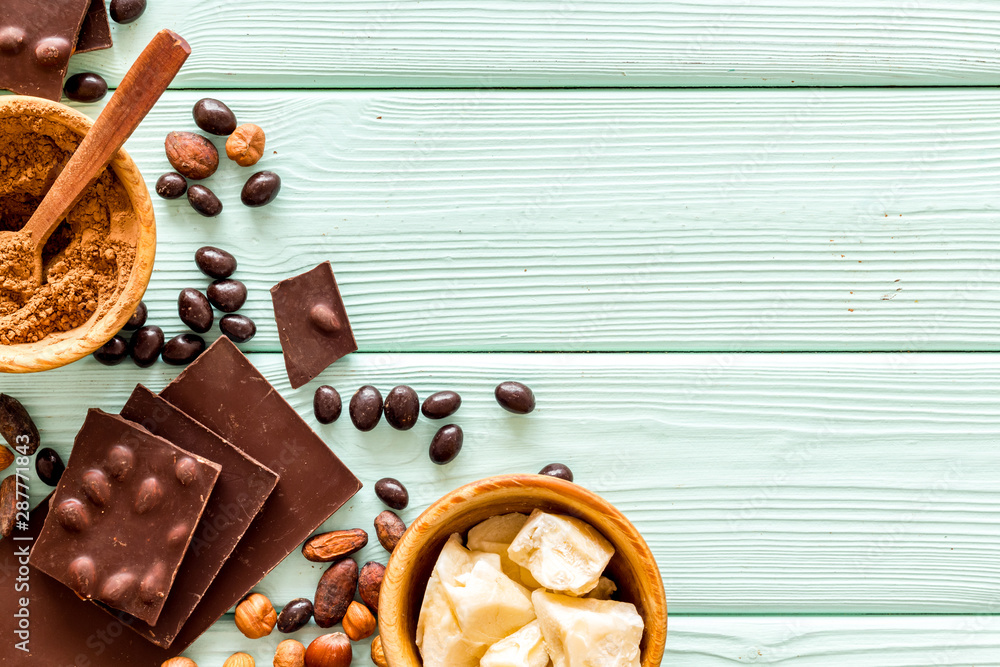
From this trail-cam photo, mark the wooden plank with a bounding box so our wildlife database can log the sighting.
[7,352,1000,613]
[68,89,1000,352]
[183,615,1000,666]
[67,1,1000,88]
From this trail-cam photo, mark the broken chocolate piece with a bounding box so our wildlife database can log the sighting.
[271,261,357,388]
[115,385,279,648]
[0,0,91,100]
[158,336,362,650]
[30,410,221,626]
[75,0,113,54]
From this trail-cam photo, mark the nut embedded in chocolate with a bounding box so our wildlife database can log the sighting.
[0,1,89,100]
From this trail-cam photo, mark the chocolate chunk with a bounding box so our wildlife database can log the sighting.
[220,314,257,343]
[0,0,91,100]
[422,390,462,420]
[162,334,206,365]
[208,279,248,313]
[30,410,221,626]
[116,385,279,648]
[350,385,382,431]
[75,0,113,53]
[35,447,65,486]
[156,172,188,199]
[122,301,148,331]
[93,335,129,365]
[63,72,107,102]
[383,385,419,431]
[158,337,362,651]
[314,385,342,424]
[271,261,357,389]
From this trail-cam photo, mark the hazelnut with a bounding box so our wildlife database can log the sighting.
[227,123,266,167]
[161,659,198,667]
[164,131,219,180]
[273,639,306,667]
[342,600,377,641]
[305,633,352,667]
[235,592,277,639]
[370,636,388,667]
[223,653,255,667]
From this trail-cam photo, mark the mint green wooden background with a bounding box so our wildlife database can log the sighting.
[6,1,1000,664]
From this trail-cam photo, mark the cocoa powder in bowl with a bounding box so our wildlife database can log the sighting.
[0,113,139,345]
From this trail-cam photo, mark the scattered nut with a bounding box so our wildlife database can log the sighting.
[273,639,306,667]
[161,658,198,667]
[314,558,358,628]
[223,653,255,667]
[0,394,39,455]
[302,528,368,562]
[343,600,377,641]
[227,123,266,167]
[370,636,388,667]
[234,592,277,639]
[0,446,13,472]
[305,633,352,667]
[374,510,406,553]
[358,561,386,614]
[164,131,219,180]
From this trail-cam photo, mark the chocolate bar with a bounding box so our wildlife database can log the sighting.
[29,410,221,626]
[0,0,91,99]
[115,385,279,648]
[271,261,358,388]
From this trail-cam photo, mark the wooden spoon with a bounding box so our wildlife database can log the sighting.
[14,29,191,285]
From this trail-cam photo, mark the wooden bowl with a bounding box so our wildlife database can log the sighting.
[0,96,155,373]
[379,474,667,666]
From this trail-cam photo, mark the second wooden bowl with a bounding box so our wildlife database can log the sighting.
[379,474,667,666]
[0,96,155,373]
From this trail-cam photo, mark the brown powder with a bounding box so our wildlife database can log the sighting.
[0,115,137,345]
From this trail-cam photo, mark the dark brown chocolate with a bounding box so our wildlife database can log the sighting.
[158,336,362,649]
[75,0,113,53]
[0,0,91,100]
[116,385,279,648]
[29,410,221,626]
[271,261,357,388]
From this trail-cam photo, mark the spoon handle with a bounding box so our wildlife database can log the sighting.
[23,29,191,246]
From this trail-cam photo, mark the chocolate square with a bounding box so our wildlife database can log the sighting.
[1,0,92,100]
[271,261,358,388]
[115,385,279,648]
[75,0,113,54]
[29,410,221,626]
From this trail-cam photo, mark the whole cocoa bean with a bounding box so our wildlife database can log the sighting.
[0,394,39,455]
[1,475,18,538]
[302,528,368,562]
[358,561,386,614]
[165,131,219,180]
[374,510,406,553]
[314,558,358,628]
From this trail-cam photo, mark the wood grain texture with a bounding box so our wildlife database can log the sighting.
[6,352,1000,614]
[64,89,1000,352]
[67,1,1000,87]
[180,615,1000,666]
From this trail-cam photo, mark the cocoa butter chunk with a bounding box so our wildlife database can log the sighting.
[0,393,40,455]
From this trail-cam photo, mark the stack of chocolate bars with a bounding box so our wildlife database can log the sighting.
[1,0,113,100]
[0,337,361,665]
